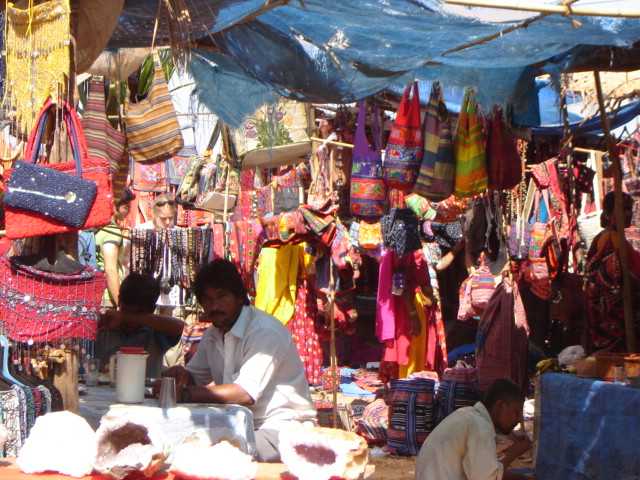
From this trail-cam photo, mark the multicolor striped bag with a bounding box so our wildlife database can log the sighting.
[387,378,435,456]
[414,81,455,201]
[384,81,423,192]
[125,54,183,163]
[435,366,480,425]
[81,77,128,200]
[454,89,487,198]
[351,101,386,217]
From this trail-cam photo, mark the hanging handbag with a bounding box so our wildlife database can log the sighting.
[507,178,535,259]
[454,89,488,198]
[167,144,197,186]
[414,81,455,201]
[351,101,386,217]
[0,255,105,342]
[384,81,423,191]
[81,77,126,175]
[4,99,113,239]
[405,193,435,220]
[526,257,552,300]
[528,190,551,259]
[125,53,183,163]
[469,259,495,315]
[381,208,422,257]
[486,106,521,190]
[358,221,382,250]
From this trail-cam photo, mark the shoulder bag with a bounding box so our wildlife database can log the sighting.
[125,53,183,163]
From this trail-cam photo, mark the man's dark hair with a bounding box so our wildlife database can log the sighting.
[194,259,248,304]
[482,379,525,410]
[119,273,160,313]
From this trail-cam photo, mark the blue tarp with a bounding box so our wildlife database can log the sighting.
[110,1,640,127]
[537,373,640,480]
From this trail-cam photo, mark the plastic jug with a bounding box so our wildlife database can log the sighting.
[116,347,149,403]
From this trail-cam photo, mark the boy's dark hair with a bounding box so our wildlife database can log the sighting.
[119,273,160,313]
[194,259,248,304]
[482,379,525,410]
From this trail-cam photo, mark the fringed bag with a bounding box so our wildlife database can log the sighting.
[5,0,71,133]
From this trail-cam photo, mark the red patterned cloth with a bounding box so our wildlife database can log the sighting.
[287,278,323,385]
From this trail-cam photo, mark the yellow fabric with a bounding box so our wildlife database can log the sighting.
[255,244,302,325]
[399,290,429,379]
[5,0,71,133]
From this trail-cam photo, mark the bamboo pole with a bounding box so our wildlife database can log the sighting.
[310,137,354,150]
[593,71,636,353]
[444,0,640,18]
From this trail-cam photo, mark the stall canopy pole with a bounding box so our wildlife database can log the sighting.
[329,257,338,428]
[594,70,637,353]
[444,0,640,18]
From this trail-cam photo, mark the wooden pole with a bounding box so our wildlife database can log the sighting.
[444,0,640,18]
[593,71,636,353]
[329,259,338,429]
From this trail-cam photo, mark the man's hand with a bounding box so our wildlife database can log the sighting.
[153,366,193,398]
[99,310,124,330]
[506,435,533,459]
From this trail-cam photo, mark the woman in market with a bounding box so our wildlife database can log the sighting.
[95,189,135,307]
[585,191,640,352]
[158,259,316,463]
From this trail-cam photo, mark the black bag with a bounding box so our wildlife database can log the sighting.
[381,208,422,257]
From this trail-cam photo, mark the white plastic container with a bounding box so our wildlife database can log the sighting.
[116,350,149,403]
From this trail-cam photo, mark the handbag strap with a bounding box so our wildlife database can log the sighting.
[354,100,369,156]
[25,99,85,178]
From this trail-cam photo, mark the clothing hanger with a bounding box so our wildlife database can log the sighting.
[0,335,26,387]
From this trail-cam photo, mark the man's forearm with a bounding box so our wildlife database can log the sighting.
[182,383,253,406]
[126,313,184,337]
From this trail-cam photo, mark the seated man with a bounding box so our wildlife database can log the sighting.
[96,273,185,378]
[416,379,532,480]
[161,259,316,463]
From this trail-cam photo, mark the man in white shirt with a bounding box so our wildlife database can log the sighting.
[416,379,532,480]
[160,259,316,462]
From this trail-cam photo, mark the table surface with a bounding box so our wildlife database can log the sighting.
[0,458,375,479]
[0,458,288,480]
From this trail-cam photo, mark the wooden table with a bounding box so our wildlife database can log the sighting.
[0,458,289,479]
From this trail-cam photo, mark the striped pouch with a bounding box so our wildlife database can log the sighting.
[387,378,435,456]
[125,53,183,163]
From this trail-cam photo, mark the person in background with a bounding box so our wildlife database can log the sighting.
[159,259,316,462]
[142,193,177,230]
[95,189,135,307]
[97,273,184,378]
[585,191,640,352]
[416,378,532,480]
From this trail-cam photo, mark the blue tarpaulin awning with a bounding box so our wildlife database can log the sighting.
[109,1,640,127]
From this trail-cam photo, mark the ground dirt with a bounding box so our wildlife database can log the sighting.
[370,455,416,479]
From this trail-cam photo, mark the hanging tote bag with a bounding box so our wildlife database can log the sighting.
[125,53,183,163]
[82,77,126,174]
[414,81,455,201]
[454,89,488,198]
[486,106,521,190]
[82,77,128,200]
[384,81,423,191]
[4,99,113,239]
[350,101,386,218]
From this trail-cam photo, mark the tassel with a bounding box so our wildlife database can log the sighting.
[4,0,71,133]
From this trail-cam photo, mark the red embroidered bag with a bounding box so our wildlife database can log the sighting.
[384,81,423,191]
